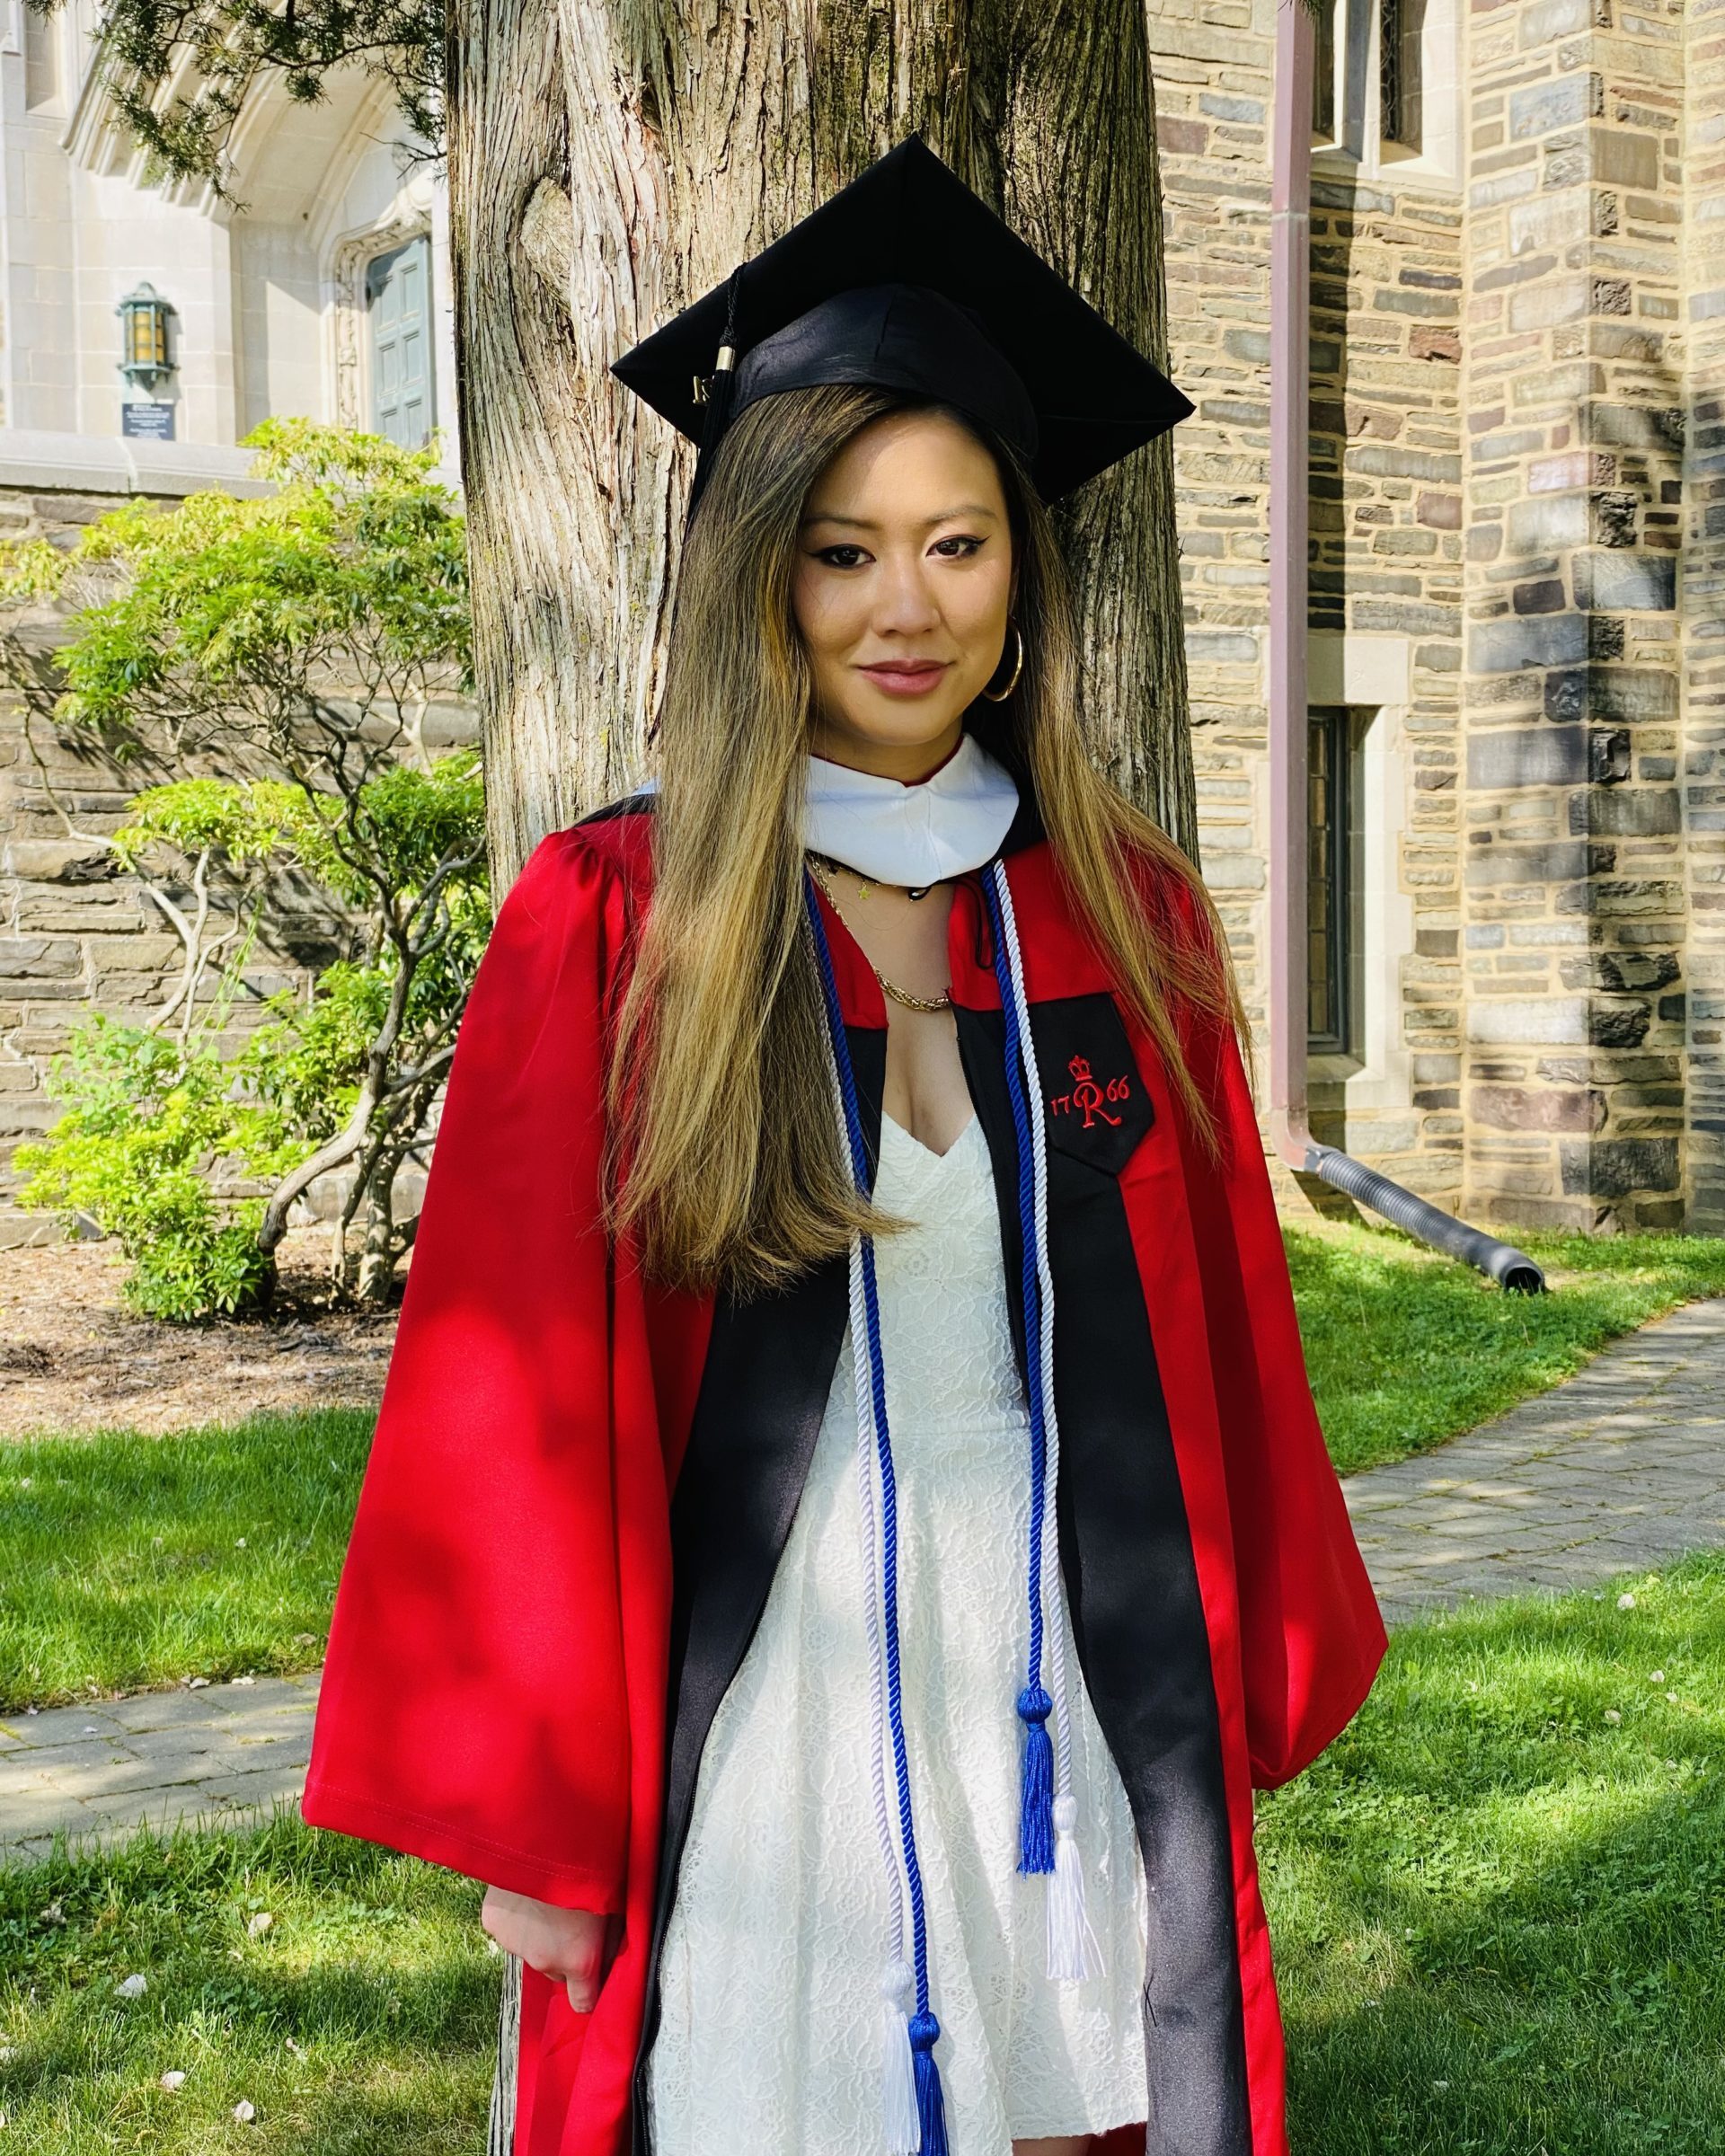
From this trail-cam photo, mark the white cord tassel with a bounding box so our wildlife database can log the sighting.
[992,863,1101,1984]
[1047,1792,1104,1982]
[879,1956,922,2155]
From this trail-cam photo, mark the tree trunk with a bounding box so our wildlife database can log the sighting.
[447,0,1193,889]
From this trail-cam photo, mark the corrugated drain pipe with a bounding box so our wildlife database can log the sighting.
[1266,0,1545,1294]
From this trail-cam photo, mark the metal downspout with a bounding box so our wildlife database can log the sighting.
[1264,0,1544,1293]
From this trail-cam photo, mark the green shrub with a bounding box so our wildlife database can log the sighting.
[13,1017,295,1319]
[0,423,485,1316]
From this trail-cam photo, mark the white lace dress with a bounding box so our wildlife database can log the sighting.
[644,1109,1151,2156]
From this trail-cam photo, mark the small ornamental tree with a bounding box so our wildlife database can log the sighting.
[2,422,485,1315]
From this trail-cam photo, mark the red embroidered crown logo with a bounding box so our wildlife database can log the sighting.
[1046,1053,1128,1129]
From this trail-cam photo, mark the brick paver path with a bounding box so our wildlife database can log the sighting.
[5,1297,1725,1860]
[0,1670,318,1863]
[1345,1294,1725,1626]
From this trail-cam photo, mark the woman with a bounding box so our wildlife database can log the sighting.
[303,137,1387,2156]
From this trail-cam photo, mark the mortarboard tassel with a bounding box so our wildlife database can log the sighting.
[694,266,747,468]
[686,265,746,522]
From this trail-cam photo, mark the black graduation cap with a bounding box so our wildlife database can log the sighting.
[611,132,1194,516]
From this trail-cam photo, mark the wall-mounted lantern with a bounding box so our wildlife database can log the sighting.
[116,282,177,397]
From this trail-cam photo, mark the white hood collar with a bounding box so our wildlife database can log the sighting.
[801,731,1020,888]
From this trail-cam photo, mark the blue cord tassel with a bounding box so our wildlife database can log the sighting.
[983,868,1061,1882]
[908,2010,950,2156]
[1016,1683,1056,1873]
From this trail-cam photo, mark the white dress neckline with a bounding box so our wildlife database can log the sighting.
[880,1108,980,1166]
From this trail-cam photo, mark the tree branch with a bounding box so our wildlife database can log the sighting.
[257,1095,375,1253]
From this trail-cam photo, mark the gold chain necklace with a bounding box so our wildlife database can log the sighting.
[805,853,953,1013]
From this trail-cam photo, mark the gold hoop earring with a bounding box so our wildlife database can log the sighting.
[980,620,1024,702]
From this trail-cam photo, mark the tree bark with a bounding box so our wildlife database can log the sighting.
[447,0,1193,888]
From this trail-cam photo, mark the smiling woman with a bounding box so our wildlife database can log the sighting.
[791,410,1020,1153]
[795,414,1013,766]
[300,136,1387,2156]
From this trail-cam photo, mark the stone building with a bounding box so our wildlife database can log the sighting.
[1,0,1721,1241]
[1153,0,1717,1236]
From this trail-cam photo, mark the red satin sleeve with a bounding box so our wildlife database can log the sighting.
[302,828,660,1912]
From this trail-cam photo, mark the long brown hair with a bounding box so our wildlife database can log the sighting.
[603,384,1247,1295]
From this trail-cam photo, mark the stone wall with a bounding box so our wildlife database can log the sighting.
[1147,0,1277,1029]
[1150,0,1725,1237]
[0,480,475,1249]
[0,487,214,1246]
[1305,163,1466,1202]
[1460,0,1687,1232]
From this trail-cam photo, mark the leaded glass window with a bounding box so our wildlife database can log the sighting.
[1380,0,1425,148]
[1308,706,1352,1054]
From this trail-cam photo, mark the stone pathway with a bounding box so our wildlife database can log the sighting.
[0,1670,318,1864]
[1344,1294,1725,1625]
[5,1297,1725,1861]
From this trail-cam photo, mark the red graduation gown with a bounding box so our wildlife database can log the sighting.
[301,789,1388,2156]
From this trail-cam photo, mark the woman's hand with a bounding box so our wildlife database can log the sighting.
[480,1886,623,2013]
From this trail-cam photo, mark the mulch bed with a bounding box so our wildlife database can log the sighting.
[0,1229,397,1440]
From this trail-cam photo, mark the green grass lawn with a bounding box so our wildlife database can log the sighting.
[1289,1221,1725,1476]
[0,1409,370,1713]
[4,1549,1721,2152]
[1261,1547,1725,2153]
[0,1810,495,2152]
[4,1224,1725,1711]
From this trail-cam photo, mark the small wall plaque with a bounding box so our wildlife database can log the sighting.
[120,402,175,441]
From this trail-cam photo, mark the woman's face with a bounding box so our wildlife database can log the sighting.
[792,408,1014,782]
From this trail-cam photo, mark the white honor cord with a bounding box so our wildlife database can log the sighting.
[991,862,1103,1984]
[825,1048,921,2155]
